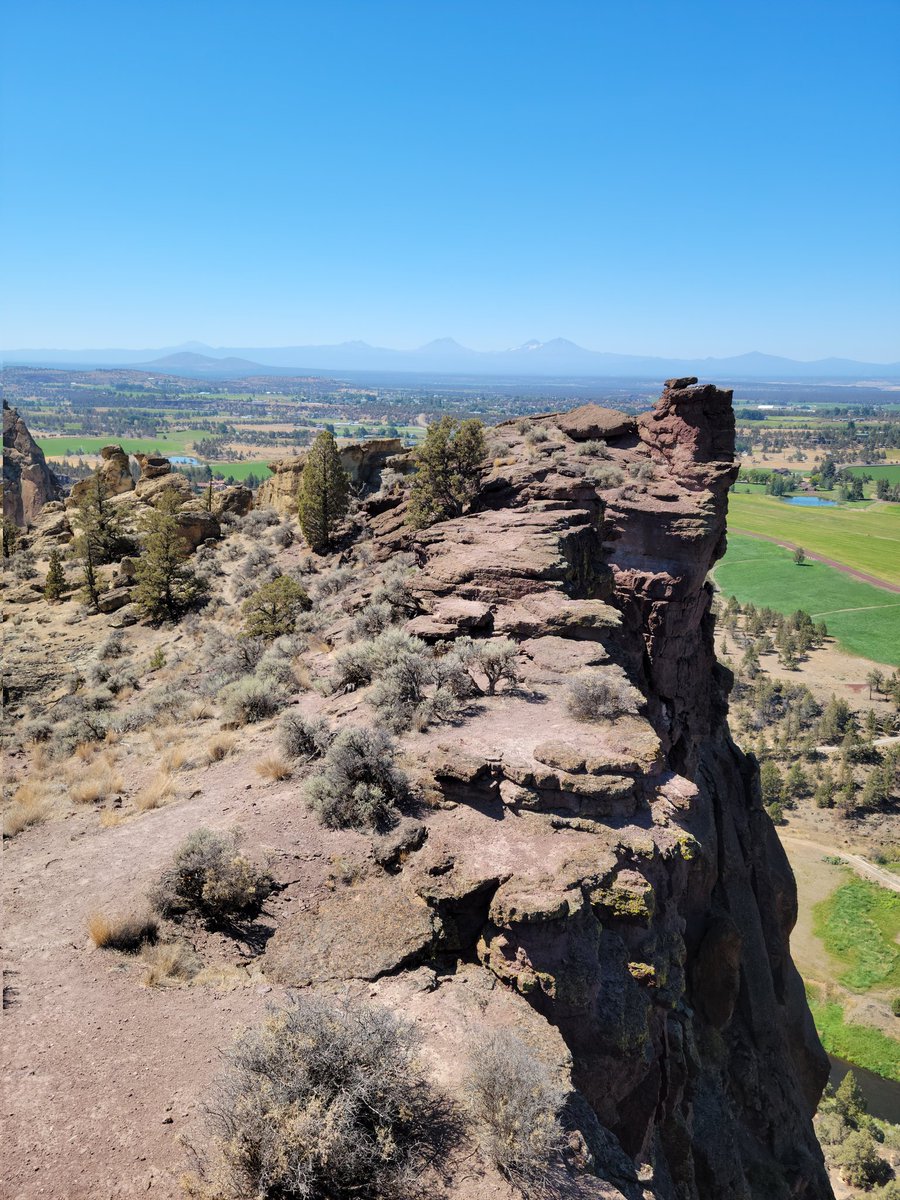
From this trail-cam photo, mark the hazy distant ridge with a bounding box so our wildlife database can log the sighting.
[4,338,899,379]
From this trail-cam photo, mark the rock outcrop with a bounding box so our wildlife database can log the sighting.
[66,444,135,508]
[256,437,409,513]
[2,401,63,526]
[353,379,832,1198]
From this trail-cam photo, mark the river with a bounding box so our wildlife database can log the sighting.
[828,1055,900,1124]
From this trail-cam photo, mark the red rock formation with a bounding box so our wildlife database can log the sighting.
[2,401,63,526]
[362,379,831,1198]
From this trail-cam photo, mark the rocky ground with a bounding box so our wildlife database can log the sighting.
[2,381,840,1199]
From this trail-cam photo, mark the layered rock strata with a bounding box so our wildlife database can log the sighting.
[351,379,832,1198]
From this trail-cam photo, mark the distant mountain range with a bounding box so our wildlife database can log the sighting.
[4,338,900,380]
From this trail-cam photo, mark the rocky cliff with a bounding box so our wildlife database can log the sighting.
[341,378,830,1198]
[2,401,63,525]
[257,437,412,513]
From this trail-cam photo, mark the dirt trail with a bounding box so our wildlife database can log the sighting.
[728,528,900,594]
[779,832,900,894]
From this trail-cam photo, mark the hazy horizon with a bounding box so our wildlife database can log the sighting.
[3,2,898,361]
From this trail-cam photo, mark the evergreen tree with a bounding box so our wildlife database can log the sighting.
[2,516,20,558]
[406,416,486,529]
[133,488,207,623]
[242,575,311,640]
[74,474,128,564]
[44,549,67,601]
[297,431,350,552]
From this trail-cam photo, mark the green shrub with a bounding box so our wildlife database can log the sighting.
[278,712,333,761]
[219,677,285,725]
[834,1130,891,1190]
[406,416,486,529]
[149,828,273,922]
[242,575,311,640]
[566,670,641,721]
[584,463,624,488]
[305,725,408,830]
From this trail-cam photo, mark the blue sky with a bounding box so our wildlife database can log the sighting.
[3,1,898,359]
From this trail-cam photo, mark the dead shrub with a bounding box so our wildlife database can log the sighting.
[149,828,273,923]
[464,1030,565,1197]
[70,765,124,805]
[255,754,291,781]
[188,699,214,721]
[205,732,237,763]
[134,770,177,811]
[192,994,452,1200]
[3,782,52,837]
[141,941,200,987]
[88,911,158,952]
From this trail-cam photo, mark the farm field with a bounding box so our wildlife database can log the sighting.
[714,536,900,665]
[37,430,215,458]
[845,464,900,484]
[725,492,900,587]
[210,460,273,481]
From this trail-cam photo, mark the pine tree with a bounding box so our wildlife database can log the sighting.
[406,416,486,529]
[74,474,128,565]
[133,488,207,623]
[44,549,66,601]
[297,431,350,552]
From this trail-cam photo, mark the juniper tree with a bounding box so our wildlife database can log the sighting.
[44,549,66,601]
[74,474,128,564]
[242,575,311,640]
[133,488,207,623]
[297,430,350,552]
[406,416,486,529]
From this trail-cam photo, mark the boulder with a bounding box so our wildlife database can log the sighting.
[213,485,253,518]
[96,587,133,614]
[133,452,172,480]
[555,404,636,442]
[174,509,220,551]
[262,876,436,984]
[256,438,407,514]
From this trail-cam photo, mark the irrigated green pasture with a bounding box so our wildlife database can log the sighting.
[813,879,900,993]
[725,492,900,587]
[714,536,900,665]
[38,430,215,458]
[845,464,900,484]
[211,461,273,481]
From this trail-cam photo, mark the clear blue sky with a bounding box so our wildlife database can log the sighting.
[3,0,898,360]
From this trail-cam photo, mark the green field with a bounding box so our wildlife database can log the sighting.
[714,536,900,665]
[38,430,215,458]
[211,461,272,481]
[726,492,900,587]
[845,464,900,484]
[813,879,900,993]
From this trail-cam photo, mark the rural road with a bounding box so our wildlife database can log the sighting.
[779,832,900,894]
[728,528,900,595]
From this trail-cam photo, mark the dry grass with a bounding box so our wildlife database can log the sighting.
[188,698,214,721]
[160,744,193,773]
[73,741,97,762]
[141,941,199,987]
[150,725,186,752]
[31,744,51,775]
[70,764,124,805]
[88,911,158,952]
[255,754,292,781]
[205,732,237,763]
[100,810,125,828]
[3,782,53,838]
[134,770,177,812]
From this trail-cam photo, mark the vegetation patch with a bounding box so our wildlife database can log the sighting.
[806,988,900,1081]
[812,878,900,992]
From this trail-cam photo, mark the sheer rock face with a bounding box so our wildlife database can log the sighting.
[2,401,63,526]
[256,437,409,513]
[363,380,831,1199]
[67,444,135,508]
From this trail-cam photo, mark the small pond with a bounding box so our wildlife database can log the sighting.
[828,1056,900,1124]
[781,496,837,507]
[169,455,201,466]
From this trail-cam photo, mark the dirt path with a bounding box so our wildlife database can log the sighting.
[728,528,900,594]
[779,832,900,894]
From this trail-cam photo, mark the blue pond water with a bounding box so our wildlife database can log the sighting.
[781,496,837,507]
[169,455,201,465]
